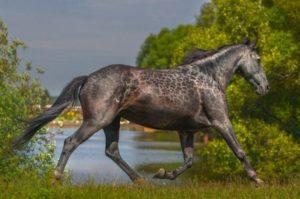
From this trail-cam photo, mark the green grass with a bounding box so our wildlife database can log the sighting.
[0,173,299,199]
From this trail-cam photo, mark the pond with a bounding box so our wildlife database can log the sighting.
[52,128,183,184]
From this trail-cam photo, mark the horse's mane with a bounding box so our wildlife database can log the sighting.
[182,48,216,64]
[181,45,234,65]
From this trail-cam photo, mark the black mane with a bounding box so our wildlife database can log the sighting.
[182,48,216,64]
[182,45,235,65]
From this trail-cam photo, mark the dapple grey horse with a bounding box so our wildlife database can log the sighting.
[14,38,269,185]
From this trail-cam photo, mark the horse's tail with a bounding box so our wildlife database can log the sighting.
[13,75,88,149]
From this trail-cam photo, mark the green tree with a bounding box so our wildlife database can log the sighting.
[136,0,300,179]
[0,19,54,179]
[136,25,196,68]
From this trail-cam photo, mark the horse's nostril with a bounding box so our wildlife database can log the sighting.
[266,85,270,90]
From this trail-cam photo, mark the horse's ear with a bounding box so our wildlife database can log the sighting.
[249,37,257,49]
[243,37,250,45]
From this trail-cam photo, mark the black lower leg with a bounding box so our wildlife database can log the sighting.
[104,117,141,182]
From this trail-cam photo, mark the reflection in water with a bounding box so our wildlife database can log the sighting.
[53,128,182,184]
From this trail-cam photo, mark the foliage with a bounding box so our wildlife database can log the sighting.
[136,25,196,68]
[0,18,54,179]
[136,0,300,179]
[199,120,300,180]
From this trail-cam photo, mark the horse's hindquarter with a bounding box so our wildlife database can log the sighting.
[120,68,210,130]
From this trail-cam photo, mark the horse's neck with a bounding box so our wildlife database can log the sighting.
[191,46,242,91]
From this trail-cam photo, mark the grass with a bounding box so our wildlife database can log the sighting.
[2,127,299,198]
[0,173,299,199]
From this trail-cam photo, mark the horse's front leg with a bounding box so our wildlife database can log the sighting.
[213,119,264,186]
[203,92,263,186]
[153,131,194,180]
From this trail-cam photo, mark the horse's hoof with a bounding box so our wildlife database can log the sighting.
[133,178,148,185]
[254,178,264,187]
[153,168,166,179]
[51,178,61,186]
[53,170,62,180]
[51,179,57,186]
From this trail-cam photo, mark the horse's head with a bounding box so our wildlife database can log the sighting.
[237,38,269,95]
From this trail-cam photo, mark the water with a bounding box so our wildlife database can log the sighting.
[53,128,182,183]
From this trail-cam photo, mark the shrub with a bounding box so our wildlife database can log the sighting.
[0,18,54,179]
[198,119,300,180]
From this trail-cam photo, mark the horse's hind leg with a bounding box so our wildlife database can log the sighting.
[53,120,100,180]
[103,116,142,182]
[53,110,117,180]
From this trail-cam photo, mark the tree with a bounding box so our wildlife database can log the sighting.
[136,25,196,68]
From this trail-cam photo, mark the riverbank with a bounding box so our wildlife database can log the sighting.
[49,119,156,133]
[1,175,299,199]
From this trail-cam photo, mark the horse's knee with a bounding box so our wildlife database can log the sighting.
[62,136,75,152]
[105,142,120,160]
[105,150,121,161]
[105,148,114,158]
[64,136,73,145]
[186,159,193,168]
[236,149,246,160]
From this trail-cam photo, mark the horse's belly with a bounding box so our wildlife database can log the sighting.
[120,106,203,131]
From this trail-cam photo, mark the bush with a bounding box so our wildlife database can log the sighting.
[198,119,300,180]
[0,18,54,179]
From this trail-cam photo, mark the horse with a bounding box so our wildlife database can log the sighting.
[13,38,269,185]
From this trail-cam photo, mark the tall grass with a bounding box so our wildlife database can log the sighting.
[0,172,299,199]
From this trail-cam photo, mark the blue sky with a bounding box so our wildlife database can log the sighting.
[0,0,206,95]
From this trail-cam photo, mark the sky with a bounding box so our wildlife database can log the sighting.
[0,0,207,95]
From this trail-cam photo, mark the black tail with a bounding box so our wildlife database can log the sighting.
[13,75,88,149]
